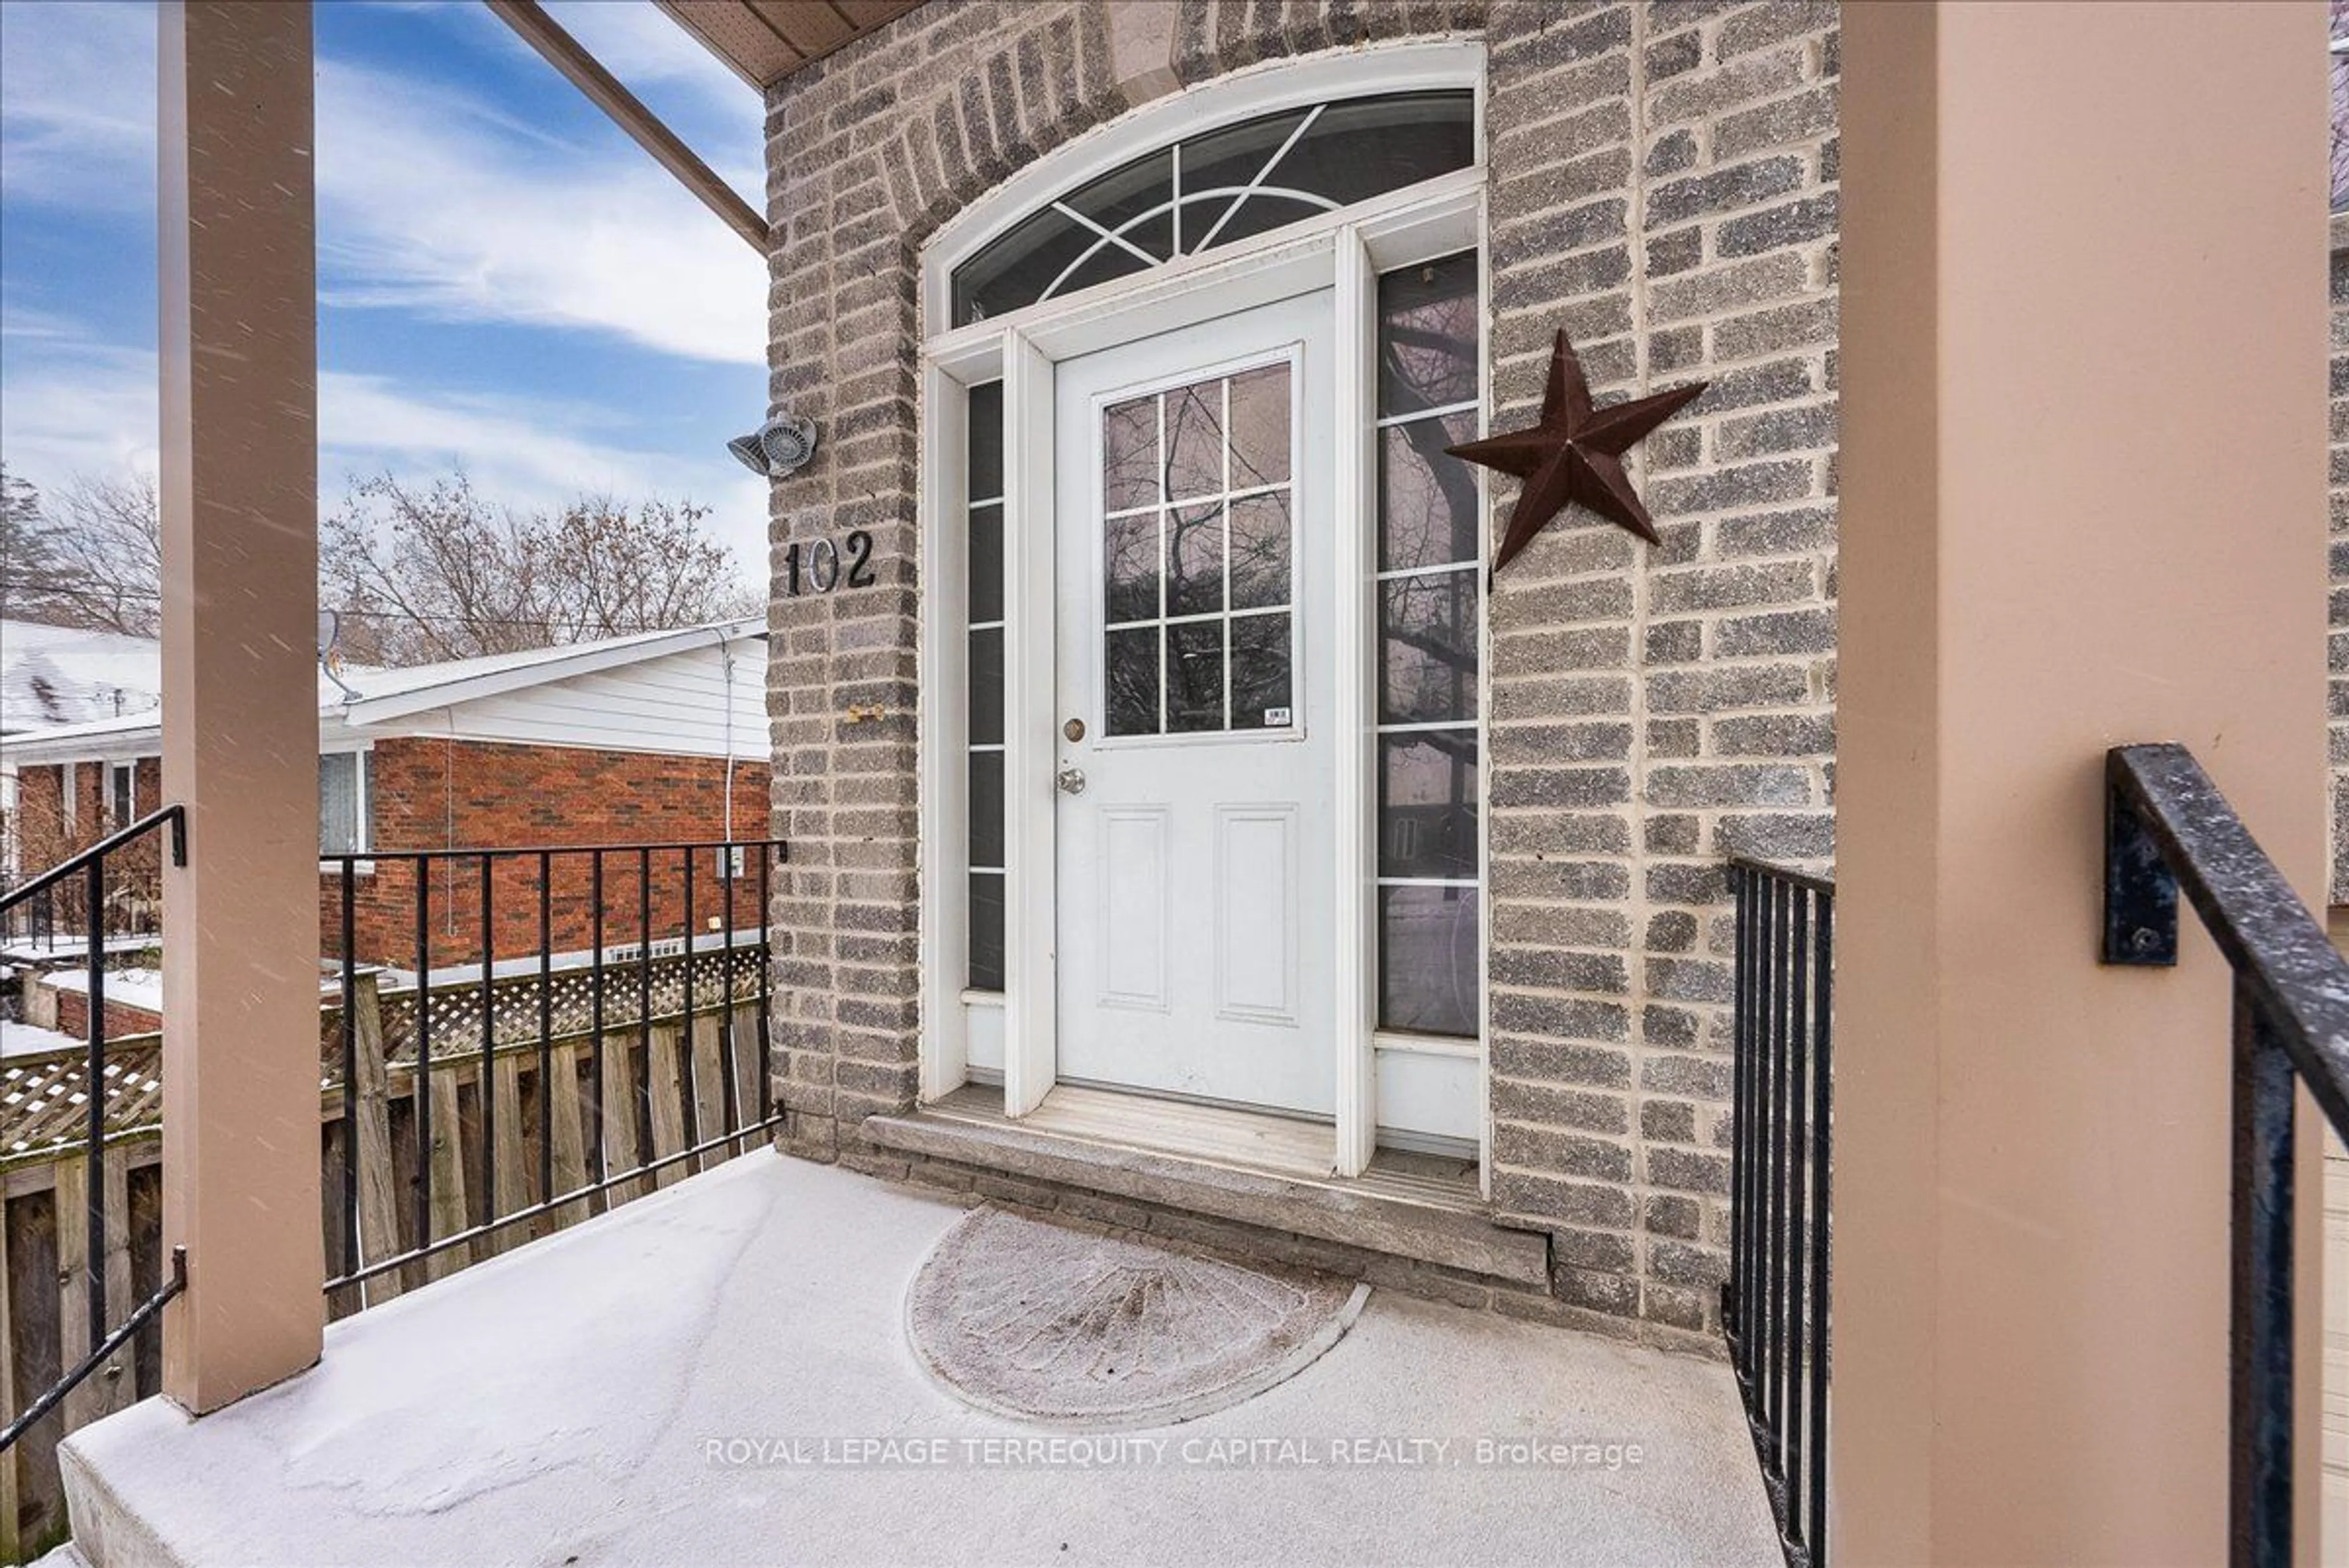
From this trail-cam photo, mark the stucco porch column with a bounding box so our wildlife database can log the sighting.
[1835,2,2329,1561]
[157,0,325,1413]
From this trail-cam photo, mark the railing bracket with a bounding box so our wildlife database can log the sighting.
[2104,768,2180,966]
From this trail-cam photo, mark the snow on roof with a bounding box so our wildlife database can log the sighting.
[45,965,166,1014]
[331,617,762,721]
[0,617,765,764]
[1,1018,86,1059]
[0,621,163,732]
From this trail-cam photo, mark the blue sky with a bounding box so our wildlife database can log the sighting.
[0,0,772,589]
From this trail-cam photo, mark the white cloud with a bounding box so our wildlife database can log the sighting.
[317,371,770,571]
[0,318,768,587]
[1,302,109,346]
[0,4,773,582]
[313,56,767,367]
[0,1,157,214]
[1,5,766,368]
[0,328,159,483]
[537,1,765,191]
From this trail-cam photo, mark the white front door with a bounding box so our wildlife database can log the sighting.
[1052,291,1338,1116]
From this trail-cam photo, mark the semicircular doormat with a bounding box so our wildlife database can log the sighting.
[907,1206,1369,1430]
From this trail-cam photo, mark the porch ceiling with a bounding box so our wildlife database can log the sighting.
[657,0,927,91]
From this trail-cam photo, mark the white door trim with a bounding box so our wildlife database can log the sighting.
[916,157,1486,1167]
[1330,221,1376,1178]
[1002,329,1058,1117]
[916,359,970,1101]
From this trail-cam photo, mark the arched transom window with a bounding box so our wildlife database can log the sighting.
[949,90,1475,326]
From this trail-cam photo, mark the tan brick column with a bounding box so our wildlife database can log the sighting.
[158,0,325,1413]
[1837,2,2328,1560]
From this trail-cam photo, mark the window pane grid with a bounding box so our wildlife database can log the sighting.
[1374,251,1481,1037]
[952,91,1475,326]
[1102,365,1293,738]
[1105,603,1290,633]
[1375,399,1480,431]
[1373,561,1475,583]
[967,379,1006,992]
[1102,480,1288,523]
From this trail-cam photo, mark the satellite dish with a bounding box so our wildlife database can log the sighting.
[317,608,362,700]
[727,414,819,478]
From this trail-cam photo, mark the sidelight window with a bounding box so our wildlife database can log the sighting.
[1373,251,1482,1038]
[967,380,1007,992]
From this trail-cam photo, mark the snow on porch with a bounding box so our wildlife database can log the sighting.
[58,1153,1778,1567]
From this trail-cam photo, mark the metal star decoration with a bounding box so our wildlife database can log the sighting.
[1447,330,1707,576]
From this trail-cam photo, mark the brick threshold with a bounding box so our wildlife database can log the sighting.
[860,1091,1551,1288]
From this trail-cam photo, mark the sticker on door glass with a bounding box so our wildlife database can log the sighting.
[1100,363,1294,737]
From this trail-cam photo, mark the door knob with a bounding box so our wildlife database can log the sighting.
[1055,765,1087,796]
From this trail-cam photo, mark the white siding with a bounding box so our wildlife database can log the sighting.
[392,642,765,759]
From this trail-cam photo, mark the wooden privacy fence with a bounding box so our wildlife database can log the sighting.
[0,951,768,1561]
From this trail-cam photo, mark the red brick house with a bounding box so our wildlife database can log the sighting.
[3,619,771,969]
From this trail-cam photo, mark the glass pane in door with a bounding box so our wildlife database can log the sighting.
[1097,362,1296,738]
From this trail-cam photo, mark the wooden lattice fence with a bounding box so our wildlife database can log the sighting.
[0,947,767,1561]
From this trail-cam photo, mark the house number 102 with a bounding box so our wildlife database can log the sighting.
[784,530,877,595]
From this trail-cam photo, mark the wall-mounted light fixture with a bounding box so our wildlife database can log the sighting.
[727,414,818,478]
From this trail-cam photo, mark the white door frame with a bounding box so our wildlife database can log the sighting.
[916,46,1487,1178]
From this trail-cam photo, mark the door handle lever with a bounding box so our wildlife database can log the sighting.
[1055,765,1087,796]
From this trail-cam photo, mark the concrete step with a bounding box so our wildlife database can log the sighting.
[861,1108,1551,1288]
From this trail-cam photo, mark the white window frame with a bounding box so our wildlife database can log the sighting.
[319,746,374,869]
[61,762,78,836]
[916,40,1491,1183]
[108,762,136,827]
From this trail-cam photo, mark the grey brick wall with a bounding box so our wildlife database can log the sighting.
[1483,1,1837,1348]
[762,0,1839,1353]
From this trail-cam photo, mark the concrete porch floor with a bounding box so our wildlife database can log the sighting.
[58,1152,1779,1567]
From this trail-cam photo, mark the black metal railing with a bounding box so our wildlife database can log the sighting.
[0,822,165,954]
[1725,855,1833,1568]
[2102,743,2349,1568]
[0,806,189,1451]
[320,838,786,1300]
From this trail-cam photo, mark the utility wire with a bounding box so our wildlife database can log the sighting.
[2,577,747,637]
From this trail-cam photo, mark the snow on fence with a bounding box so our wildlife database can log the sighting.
[0,946,767,1561]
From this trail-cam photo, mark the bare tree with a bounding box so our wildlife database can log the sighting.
[0,462,65,628]
[0,462,755,661]
[12,472,164,637]
[546,494,760,645]
[321,471,758,666]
